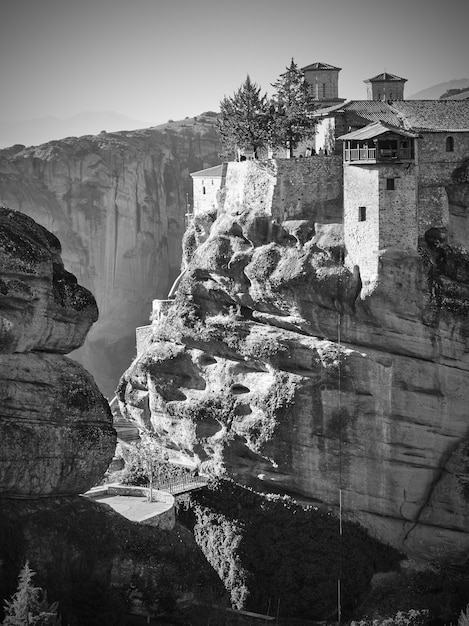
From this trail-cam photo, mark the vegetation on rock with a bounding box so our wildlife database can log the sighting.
[2,561,61,626]
[178,479,402,621]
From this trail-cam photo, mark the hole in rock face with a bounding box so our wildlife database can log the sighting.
[234,404,252,416]
[195,416,223,439]
[198,354,217,366]
[230,384,250,395]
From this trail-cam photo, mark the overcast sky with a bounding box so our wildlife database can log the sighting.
[1,0,468,129]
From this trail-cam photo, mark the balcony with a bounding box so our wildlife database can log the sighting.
[339,122,418,164]
[344,144,414,163]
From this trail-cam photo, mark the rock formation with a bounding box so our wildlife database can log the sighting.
[0,114,222,396]
[118,158,469,563]
[0,207,221,622]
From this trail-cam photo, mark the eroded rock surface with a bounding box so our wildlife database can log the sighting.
[0,207,115,496]
[0,208,221,620]
[0,115,222,395]
[119,160,469,561]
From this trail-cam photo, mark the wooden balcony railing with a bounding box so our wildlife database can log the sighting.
[344,147,414,162]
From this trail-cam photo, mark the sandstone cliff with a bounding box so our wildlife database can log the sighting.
[0,114,222,396]
[118,158,469,562]
[0,207,222,622]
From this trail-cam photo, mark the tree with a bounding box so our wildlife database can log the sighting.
[2,561,61,625]
[133,434,168,502]
[217,75,271,158]
[270,59,317,157]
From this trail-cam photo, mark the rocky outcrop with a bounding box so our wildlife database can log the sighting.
[0,206,114,495]
[0,207,222,622]
[118,159,469,562]
[0,114,222,396]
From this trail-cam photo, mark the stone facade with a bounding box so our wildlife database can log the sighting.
[417,132,469,233]
[344,160,418,289]
[190,164,225,216]
[271,156,343,222]
[211,157,343,224]
[301,62,342,107]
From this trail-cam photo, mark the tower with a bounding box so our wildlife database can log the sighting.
[301,62,343,106]
[364,72,407,101]
[339,122,418,291]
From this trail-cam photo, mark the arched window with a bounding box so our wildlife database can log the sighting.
[446,136,454,152]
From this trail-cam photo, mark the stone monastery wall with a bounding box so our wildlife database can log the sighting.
[221,157,343,223]
[417,132,469,234]
[271,156,343,222]
[192,176,221,215]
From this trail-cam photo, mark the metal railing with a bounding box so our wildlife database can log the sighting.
[152,474,208,494]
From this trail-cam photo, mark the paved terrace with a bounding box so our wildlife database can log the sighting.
[84,478,207,528]
[92,493,171,522]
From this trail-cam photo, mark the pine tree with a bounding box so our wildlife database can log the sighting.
[217,75,271,159]
[271,58,317,157]
[2,561,61,626]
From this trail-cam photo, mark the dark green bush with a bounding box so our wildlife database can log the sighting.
[178,479,402,620]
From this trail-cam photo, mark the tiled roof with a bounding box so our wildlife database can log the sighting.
[365,72,407,83]
[190,164,224,177]
[301,62,341,72]
[316,100,469,132]
[343,101,403,126]
[391,100,469,131]
[338,121,419,141]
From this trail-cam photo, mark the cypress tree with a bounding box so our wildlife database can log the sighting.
[271,58,317,157]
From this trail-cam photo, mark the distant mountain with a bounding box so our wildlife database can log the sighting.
[0,111,154,149]
[409,78,469,100]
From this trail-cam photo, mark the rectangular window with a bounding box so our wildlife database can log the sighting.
[386,178,395,190]
[359,206,366,222]
[202,186,206,195]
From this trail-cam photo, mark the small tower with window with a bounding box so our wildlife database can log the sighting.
[301,62,343,107]
[364,72,407,101]
[339,122,419,290]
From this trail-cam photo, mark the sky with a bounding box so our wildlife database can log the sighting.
[0,0,468,144]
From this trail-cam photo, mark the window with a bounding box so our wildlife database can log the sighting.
[202,186,206,195]
[359,206,367,222]
[386,178,395,190]
[446,136,454,152]
[322,83,326,97]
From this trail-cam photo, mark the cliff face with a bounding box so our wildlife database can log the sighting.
[0,114,222,396]
[118,159,469,562]
[0,207,222,621]
[0,206,115,495]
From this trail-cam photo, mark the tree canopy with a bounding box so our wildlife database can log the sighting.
[217,75,271,158]
[217,61,318,159]
[270,58,317,157]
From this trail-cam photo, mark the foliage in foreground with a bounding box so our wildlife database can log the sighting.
[349,609,429,626]
[178,478,402,620]
[2,561,61,626]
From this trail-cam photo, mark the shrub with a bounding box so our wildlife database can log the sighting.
[349,609,429,626]
[2,561,61,625]
[179,479,402,620]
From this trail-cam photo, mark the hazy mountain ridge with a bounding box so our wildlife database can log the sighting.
[0,115,223,396]
[409,78,469,100]
[0,111,155,150]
